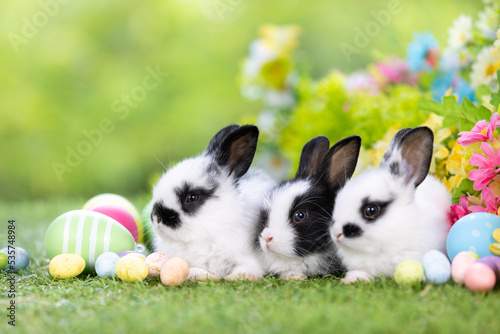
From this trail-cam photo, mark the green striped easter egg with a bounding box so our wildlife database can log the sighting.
[45,210,135,273]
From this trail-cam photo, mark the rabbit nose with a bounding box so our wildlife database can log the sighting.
[335,232,342,239]
[265,237,273,244]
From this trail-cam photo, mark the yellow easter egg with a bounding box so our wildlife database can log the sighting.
[394,259,424,286]
[123,253,146,261]
[49,254,86,279]
[160,257,189,286]
[115,256,148,283]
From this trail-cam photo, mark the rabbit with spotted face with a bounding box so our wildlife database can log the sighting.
[330,127,451,284]
[151,125,276,281]
[255,135,361,280]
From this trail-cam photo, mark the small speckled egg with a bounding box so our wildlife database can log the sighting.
[145,252,169,278]
[95,252,120,278]
[123,253,146,261]
[115,255,148,282]
[447,213,500,261]
[394,260,424,286]
[422,250,451,285]
[451,251,479,284]
[464,262,496,292]
[0,251,7,270]
[49,254,86,279]
[1,247,30,272]
[160,257,190,287]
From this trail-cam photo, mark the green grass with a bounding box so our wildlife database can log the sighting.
[1,198,500,334]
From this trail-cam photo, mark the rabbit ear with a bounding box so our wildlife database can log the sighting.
[206,124,259,179]
[316,135,361,189]
[380,126,434,188]
[295,136,330,179]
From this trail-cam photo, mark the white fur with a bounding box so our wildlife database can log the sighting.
[152,153,276,280]
[331,170,451,283]
[258,181,336,279]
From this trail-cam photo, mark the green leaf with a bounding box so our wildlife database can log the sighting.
[418,96,492,130]
[474,84,491,102]
[451,178,475,204]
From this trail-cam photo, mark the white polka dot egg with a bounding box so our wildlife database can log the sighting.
[446,213,500,261]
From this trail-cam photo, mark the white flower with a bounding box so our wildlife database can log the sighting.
[263,89,295,109]
[470,46,500,89]
[477,6,500,40]
[242,40,278,79]
[447,15,473,50]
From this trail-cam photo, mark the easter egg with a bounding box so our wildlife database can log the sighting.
[141,200,155,252]
[463,262,496,292]
[476,256,500,280]
[95,252,120,278]
[422,250,451,285]
[49,254,86,279]
[45,210,136,273]
[145,252,169,278]
[83,193,144,243]
[123,253,146,261]
[115,255,148,282]
[90,204,139,242]
[160,257,190,287]
[451,251,479,284]
[446,213,500,261]
[394,260,424,286]
[0,251,7,270]
[0,247,30,272]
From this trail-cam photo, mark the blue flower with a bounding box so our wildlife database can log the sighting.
[431,73,475,103]
[407,31,439,72]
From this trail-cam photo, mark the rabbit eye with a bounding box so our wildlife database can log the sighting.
[185,194,200,204]
[363,204,380,219]
[293,210,309,223]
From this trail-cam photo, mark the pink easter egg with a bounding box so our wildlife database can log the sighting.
[90,204,139,242]
[476,256,500,280]
[463,263,496,292]
[451,251,478,284]
[145,252,169,278]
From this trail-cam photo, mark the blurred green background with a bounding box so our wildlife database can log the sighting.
[0,0,482,201]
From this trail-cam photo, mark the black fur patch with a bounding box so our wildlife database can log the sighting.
[360,197,394,222]
[343,224,363,238]
[175,182,218,215]
[253,208,269,251]
[389,162,399,176]
[151,202,181,229]
[287,181,336,257]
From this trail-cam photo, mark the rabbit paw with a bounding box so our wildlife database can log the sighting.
[187,267,221,281]
[341,271,374,284]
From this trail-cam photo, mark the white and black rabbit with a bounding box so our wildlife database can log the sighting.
[330,127,451,284]
[151,125,276,281]
[254,135,361,280]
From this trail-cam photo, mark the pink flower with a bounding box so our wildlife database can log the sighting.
[468,142,500,191]
[457,112,500,147]
[469,186,500,214]
[447,195,470,226]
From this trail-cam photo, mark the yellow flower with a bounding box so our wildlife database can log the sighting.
[364,126,400,169]
[420,113,452,174]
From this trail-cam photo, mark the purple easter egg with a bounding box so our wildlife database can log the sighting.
[476,256,500,281]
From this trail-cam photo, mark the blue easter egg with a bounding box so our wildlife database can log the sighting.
[95,252,120,278]
[1,247,30,272]
[447,213,500,262]
[422,250,451,285]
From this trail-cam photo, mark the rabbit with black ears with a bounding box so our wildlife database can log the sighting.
[330,127,451,284]
[151,125,276,281]
[255,135,361,280]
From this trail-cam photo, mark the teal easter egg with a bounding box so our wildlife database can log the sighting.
[446,213,500,261]
[141,199,155,252]
[45,210,136,273]
[422,250,451,285]
[95,252,120,278]
[0,247,30,272]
